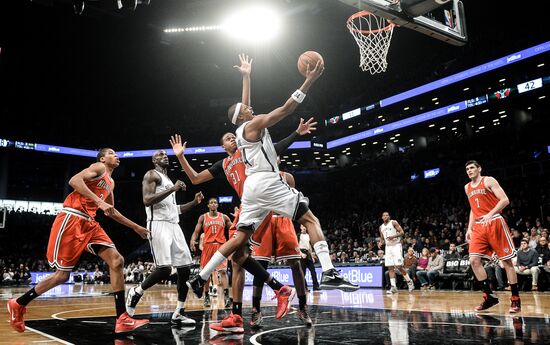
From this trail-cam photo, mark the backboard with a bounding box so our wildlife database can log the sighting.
[340,0,467,46]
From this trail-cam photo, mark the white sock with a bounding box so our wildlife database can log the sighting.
[135,285,144,295]
[390,278,396,288]
[199,252,227,280]
[176,300,184,311]
[313,241,334,271]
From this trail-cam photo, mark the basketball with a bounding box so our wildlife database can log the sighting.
[297,51,324,77]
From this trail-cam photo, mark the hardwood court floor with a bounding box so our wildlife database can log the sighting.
[2,284,550,344]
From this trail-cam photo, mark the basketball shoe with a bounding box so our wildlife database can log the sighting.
[210,313,244,333]
[125,286,142,317]
[273,285,296,319]
[187,275,205,298]
[474,293,499,312]
[115,312,149,333]
[249,308,263,329]
[7,299,26,333]
[509,296,521,313]
[320,268,359,292]
[171,310,196,326]
[297,307,313,327]
[407,280,415,292]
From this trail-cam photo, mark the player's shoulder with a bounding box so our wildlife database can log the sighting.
[143,169,161,180]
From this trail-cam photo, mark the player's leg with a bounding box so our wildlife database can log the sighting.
[288,258,312,326]
[97,245,149,333]
[170,225,196,326]
[251,259,269,328]
[397,266,414,292]
[501,258,521,312]
[386,266,398,294]
[468,224,499,311]
[8,212,82,333]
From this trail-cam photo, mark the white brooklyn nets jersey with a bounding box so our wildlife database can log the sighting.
[145,170,180,224]
[235,121,279,176]
[381,220,400,246]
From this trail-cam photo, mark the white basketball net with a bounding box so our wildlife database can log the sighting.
[347,11,395,74]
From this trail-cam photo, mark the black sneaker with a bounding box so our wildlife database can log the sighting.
[319,268,359,292]
[186,275,205,299]
[249,308,263,329]
[297,307,313,327]
[474,293,499,312]
[224,295,232,309]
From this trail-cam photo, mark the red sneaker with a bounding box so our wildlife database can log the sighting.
[272,286,296,320]
[7,299,26,333]
[209,313,244,333]
[115,312,149,333]
[509,296,521,313]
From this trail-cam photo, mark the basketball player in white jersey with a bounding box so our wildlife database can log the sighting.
[380,212,414,294]
[188,58,358,302]
[126,149,204,326]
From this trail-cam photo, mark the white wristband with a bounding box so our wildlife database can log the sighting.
[291,89,306,103]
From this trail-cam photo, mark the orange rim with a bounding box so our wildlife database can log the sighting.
[347,10,395,34]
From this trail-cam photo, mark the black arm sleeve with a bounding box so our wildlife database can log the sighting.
[207,159,224,177]
[274,131,299,155]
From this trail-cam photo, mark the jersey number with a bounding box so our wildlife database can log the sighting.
[211,226,217,234]
[230,171,241,185]
[474,198,480,208]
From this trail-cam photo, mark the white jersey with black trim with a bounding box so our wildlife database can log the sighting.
[381,220,400,246]
[235,121,279,176]
[145,170,180,224]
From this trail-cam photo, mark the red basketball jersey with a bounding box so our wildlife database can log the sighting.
[467,177,500,219]
[63,172,114,218]
[223,149,247,198]
[203,212,226,244]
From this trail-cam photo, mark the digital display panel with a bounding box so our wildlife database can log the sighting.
[424,168,440,179]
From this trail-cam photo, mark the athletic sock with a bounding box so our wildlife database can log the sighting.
[135,286,144,295]
[199,252,227,280]
[232,302,243,316]
[480,280,496,298]
[510,283,519,297]
[16,287,39,306]
[176,267,190,302]
[114,290,126,318]
[390,278,396,288]
[298,295,307,310]
[313,241,334,271]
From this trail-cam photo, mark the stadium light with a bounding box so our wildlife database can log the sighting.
[222,6,281,43]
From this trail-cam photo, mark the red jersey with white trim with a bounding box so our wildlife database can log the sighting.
[466,177,500,219]
[203,212,226,244]
[223,149,247,198]
[63,172,114,218]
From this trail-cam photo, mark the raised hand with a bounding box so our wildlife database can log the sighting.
[172,180,186,192]
[296,117,318,136]
[169,134,187,157]
[194,191,204,204]
[233,53,253,76]
[305,60,325,82]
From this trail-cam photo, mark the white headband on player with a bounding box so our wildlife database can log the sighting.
[231,102,242,125]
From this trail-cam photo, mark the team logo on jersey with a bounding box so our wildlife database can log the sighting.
[504,248,509,253]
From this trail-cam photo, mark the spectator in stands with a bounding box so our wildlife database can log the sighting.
[511,229,522,249]
[417,248,444,290]
[3,269,14,285]
[403,247,418,281]
[536,237,550,261]
[444,243,461,260]
[484,255,506,291]
[93,266,103,284]
[515,239,541,291]
[415,248,430,289]
[528,229,540,250]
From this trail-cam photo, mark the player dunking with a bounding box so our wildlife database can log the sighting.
[191,198,232,308]
[7,148,150,334]
[379,212,414,294]
[464,160,521,312]
[170,54,318,332]
[187,57,358,315]
[126,150,204,326]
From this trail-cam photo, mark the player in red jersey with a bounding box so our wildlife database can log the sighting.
[249,168,311,328]
[7,148,151,334]
[464,160,520,313]
[169,54,316,333]
[191,198,232,308]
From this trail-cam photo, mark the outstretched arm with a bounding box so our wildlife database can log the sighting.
[190,214,205,252]
[179,191,204,214]
[234,53,253,106]
[274,117,318,155]
[170,134,215,185]
[243,61,324,142]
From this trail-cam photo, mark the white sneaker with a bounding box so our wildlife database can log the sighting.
[125,286,142,317]
[210,287,218,297]
[407,280,415,292]
[171,311,196,326]
[386,286,398,294]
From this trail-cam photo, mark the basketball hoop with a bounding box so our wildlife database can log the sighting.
[347,10,395,74]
